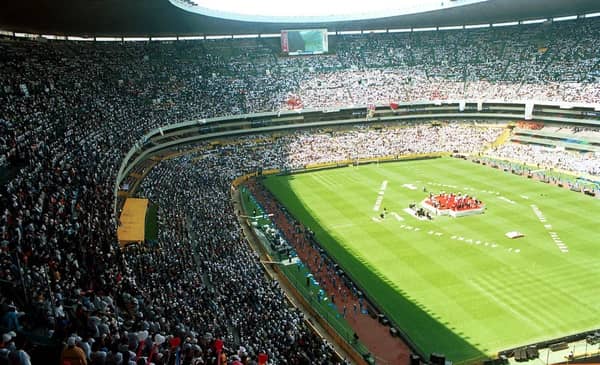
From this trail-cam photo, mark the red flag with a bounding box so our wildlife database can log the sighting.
[169,337,181,349]
[389,102,399,110]
[258,353,268,365]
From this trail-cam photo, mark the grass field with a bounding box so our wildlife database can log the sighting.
[262,157,600,363]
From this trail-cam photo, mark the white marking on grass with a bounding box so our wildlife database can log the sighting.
[373,180,388,211]
[498,196,516,205]
[391,212,404,221]
[373,195,383,211]
[520,195,529,200]
[532,205,569,253]
[402,183,417,190]
[531,205,546,223]
[380,180,388,191]
[371,217,381,223]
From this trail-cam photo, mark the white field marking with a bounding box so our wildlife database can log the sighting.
[371,217,381,223]
[391,212,404,221]
[475,189,502,196]
[531,205,569,253]
[373,180,388,211]
[427,230,444,236]
[373,195,384,211]
[498,196,516,205]
[450,235,509,252]
[520,195,529,200]
[398,224,418,231]
[380,180,388,191]
[531,204,547,223]
[427,182,458,189]
[402,183,417,190]
[549,231,569,253]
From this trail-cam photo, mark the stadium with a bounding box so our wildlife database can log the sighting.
[1,0,600,364]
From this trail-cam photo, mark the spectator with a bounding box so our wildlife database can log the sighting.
[60,337,87,365]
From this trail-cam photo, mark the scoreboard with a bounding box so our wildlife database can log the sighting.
[281,29,328,55]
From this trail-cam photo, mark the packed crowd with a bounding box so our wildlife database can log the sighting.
[133,151,342,365]
[276,124,500,168]
[487,143,600,176]
[1,16,600,365]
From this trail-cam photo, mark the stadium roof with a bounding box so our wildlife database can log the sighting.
[1,0,600,37]
[175,0,488,23]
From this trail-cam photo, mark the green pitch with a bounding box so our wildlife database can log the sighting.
[262,157,600,363]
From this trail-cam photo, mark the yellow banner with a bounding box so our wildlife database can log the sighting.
[117,198,148,247]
